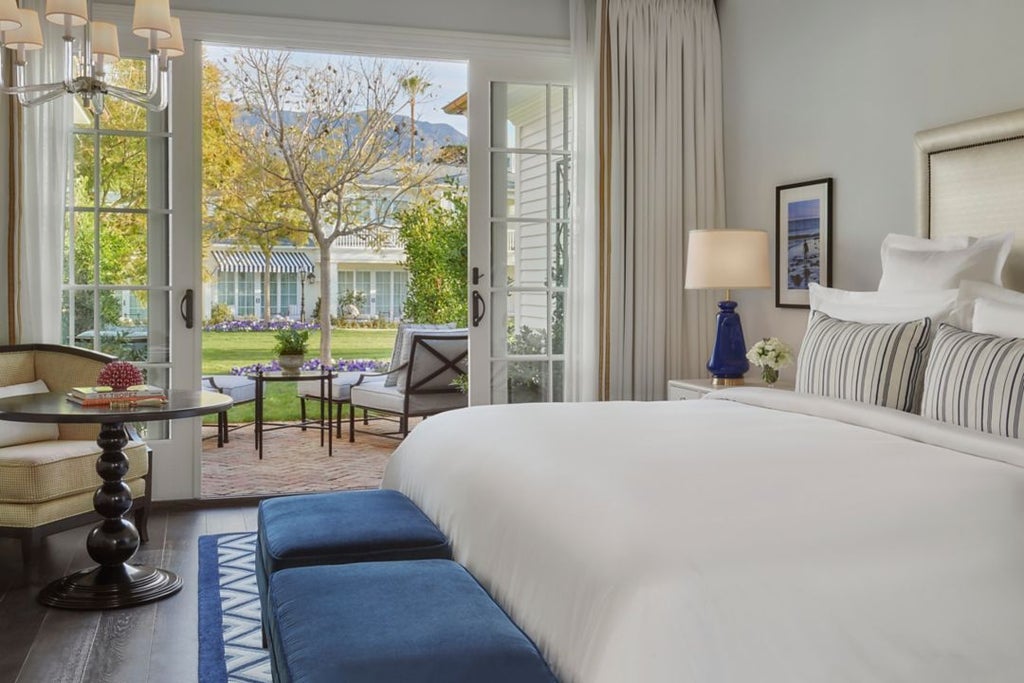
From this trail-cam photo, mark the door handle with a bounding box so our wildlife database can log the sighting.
[472,291,486,328]
[180,289,194,329]
[472,267,484,285]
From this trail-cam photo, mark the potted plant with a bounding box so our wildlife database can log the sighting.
[273,328,310,374]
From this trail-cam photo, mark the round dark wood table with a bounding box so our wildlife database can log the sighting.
[0,390,232,610]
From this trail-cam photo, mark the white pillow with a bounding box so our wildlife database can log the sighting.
[973,298,1024,338]
[951,280,1024,330]
[0,379,60,448]
[879,233,974,263]
[808,283,957,324]
[878,232,1014,291]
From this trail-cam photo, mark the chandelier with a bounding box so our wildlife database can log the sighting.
[0,0,183,117]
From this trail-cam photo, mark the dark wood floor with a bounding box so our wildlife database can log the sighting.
[0,504,258,683]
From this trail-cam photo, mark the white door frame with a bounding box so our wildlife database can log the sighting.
[94,3,569,497]
[466,58,573,406]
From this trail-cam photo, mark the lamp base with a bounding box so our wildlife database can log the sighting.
[711,376,745,387]
[707,300,750,380]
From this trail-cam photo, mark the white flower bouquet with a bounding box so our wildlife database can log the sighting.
[746,337,794,386]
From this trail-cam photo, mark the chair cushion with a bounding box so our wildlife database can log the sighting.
[268,560,557,683]
[351,382,468,417]
[257,489,450,574]
[350,382,406,413]
[0,380,59,447]
[386,323,456,386]
[295,371,363,402]
[0,477,147,528]
[0,439,148,503]
[202,375,256,403]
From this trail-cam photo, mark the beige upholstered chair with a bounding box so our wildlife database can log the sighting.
[0,344,151,564]
[349,330,468,441]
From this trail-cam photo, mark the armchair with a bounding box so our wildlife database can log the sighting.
[0,344,151,564]
[349,331,468,441]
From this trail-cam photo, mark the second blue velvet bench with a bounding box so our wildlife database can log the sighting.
[256,488,452,646]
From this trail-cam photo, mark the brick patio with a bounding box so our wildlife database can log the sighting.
[201,418,415,498]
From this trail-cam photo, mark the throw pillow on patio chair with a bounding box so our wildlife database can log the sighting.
[348,329,468,441]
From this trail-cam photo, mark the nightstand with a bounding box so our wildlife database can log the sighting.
[666,378,794,400]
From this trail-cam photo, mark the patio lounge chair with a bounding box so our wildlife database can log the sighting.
[348,330,468,441]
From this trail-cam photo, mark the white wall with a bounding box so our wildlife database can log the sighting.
[102,0,570,39]
[717,0,1024,377]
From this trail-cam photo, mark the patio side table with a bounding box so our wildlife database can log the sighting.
[247,369,335,459]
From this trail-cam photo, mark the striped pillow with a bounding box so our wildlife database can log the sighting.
[920,324,1024,439]
[796,312,932,412]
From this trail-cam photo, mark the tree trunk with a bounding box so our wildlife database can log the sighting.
[262,248,272,320]
[319,248,332,362]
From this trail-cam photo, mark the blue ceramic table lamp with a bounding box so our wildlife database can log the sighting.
[684,229,771,386]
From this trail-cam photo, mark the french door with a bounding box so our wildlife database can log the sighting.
[467,58,573,405]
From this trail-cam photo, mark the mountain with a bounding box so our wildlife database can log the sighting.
[236,110,467,162]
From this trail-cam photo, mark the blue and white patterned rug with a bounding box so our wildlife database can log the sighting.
[198,532,273,683]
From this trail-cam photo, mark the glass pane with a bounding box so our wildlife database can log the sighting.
[499,291,549,357]
[497,360,549,404]
[99,213,149,285]
[495,222,548,288]
[97,289,170,363]
[99,135,148,208]
[491,83,549,150]
[73,133,96,206]
[551,292,565,355]
[492,152,552,221]
[550,86,572,151]
[72,213,97,285]
[551,360,565,402]
[70,290,106,351]
[101,59,150,132]
[552,156,571,221]
[552,222,569,287]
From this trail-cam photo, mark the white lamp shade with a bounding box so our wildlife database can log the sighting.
[4,9,44,51]
[0,0,23,32]
[90,22,120,60]
[45,0,89,27]
[156,17,183,57]
[684,229,772,290]
[132,0,171,39]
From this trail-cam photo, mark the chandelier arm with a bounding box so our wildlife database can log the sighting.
[105,67,169,111]
[17,85,70,108]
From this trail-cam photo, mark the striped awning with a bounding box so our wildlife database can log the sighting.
[212,250,315,274]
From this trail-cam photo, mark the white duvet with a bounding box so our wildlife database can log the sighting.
[382,389,1024,682]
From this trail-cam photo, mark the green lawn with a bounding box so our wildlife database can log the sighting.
[202,328,397,423]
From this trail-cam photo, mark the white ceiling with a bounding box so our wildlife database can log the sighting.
[102,0,571,40]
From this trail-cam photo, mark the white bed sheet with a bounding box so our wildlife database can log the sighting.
[382,389,1024,682]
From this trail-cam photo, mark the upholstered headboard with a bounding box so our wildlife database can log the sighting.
[915,108,1024,292]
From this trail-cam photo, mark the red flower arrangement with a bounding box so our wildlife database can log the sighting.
[96,361,145,391]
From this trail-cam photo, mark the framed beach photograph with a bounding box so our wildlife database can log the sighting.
[775,177,833,308]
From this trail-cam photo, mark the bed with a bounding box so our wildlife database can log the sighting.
[382,110,1024,683]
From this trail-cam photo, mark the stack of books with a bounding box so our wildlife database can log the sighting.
[67,385,168,407]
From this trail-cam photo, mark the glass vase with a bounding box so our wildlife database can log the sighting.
[761,366,779,387]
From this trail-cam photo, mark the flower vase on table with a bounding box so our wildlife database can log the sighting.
[746,337,793,388]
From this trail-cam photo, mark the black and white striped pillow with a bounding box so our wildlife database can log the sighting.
[796,312,932,412]
[920,324,1024,439]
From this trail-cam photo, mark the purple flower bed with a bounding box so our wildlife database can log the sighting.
[203,319,320,333]
[230,358,386,376]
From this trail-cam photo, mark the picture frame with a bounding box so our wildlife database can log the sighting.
[775,177,833,308]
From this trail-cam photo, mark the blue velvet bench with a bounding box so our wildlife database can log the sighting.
[256,489,452,647]
[268,560,558,683]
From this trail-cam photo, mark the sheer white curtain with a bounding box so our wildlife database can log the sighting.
[572,0,723,400]
[8,0,71,343]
